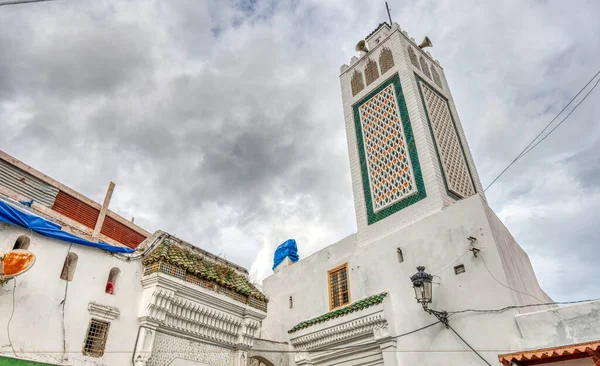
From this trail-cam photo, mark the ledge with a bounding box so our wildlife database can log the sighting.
[88,302,120,320]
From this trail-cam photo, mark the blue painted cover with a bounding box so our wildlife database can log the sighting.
[272,239,299,270]
[0,198,135,254]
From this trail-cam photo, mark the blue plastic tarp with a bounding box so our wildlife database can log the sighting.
[273,239,299,270]
[0,198,135,254]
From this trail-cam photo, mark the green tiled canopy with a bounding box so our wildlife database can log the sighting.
[143,240,267,301]
[288,292,388,333]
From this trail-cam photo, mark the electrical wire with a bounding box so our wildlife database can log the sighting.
[479,253,545,303]
[446,323,492,366]
[0,0,58,6]
[60,243,73,362]
[448,298,599,316]
[519,76,600,159]
[484,69,600,192]
[433,249,470,277]
[6,278,17,356]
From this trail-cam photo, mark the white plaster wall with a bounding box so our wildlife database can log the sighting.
[514,300,600,349]
[0,223,143,365]
[262,195,550,365]
[484,203,554,311]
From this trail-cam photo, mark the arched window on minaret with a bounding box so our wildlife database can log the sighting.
[351,70,365,96]
[420,56,431,79]
[407,47,420,70]
[364,58,380,86]
[431,65,443,89]
[379,47,395,75]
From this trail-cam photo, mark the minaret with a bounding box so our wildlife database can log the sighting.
[339,22,484,243]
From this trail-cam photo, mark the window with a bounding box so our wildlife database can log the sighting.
[364,58,380,87]
[13,235,30,250]
[328,263,350,310]
[105,267,120,295]
[289,296,293,309]
[82,319,109,357]
[396,248,404,263]
[60,253,78,281]
[454,264,466,275]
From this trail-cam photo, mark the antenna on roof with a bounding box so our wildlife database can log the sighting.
[385,2,392,25]
[0,249,36,285]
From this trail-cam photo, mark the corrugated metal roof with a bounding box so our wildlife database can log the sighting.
[52,191,99,229]
[0,158,59,207]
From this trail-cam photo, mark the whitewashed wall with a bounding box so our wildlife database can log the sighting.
[261,195,552,365]
[0,222,142,366]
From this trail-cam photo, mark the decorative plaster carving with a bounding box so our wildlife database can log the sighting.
[140,274,264,350]
[290,312,388,351]
[87,302,120,320]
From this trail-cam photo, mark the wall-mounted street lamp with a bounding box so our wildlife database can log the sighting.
[410,266,448,326]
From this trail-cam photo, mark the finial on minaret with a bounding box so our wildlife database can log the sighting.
[385,2,392,25]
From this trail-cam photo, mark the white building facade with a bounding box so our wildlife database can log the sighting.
[260,22,560,365]
[0,213,276,366]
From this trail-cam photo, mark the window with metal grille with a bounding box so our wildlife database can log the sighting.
[82,319,109,357]
[328,263,350,310]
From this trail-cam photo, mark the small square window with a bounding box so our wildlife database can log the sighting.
[82,319,110,357]
[454,264,465,275]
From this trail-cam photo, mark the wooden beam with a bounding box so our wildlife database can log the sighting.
[92,181,115,241]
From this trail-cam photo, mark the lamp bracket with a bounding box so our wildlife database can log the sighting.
[424,307,449,328]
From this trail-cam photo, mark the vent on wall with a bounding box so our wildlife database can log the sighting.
[454,264,465,275]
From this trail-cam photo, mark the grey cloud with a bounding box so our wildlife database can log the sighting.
[0,0,598,301]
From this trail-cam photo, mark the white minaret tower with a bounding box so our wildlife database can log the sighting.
[339,22,484,243]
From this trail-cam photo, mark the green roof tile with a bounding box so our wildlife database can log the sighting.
[288,292,388,333]
[143,240,267,301]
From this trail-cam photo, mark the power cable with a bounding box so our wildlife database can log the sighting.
[479,253,545,303]
[484,69,600,192]
[0,0,58,6]
[519,76,600,159]
[446,323,492,366]
[6,278,17,356]
[448,298,599,316]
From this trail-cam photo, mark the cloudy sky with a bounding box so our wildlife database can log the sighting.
[0,0,598,302]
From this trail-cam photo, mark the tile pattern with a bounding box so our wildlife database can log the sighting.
[379,47,395,74]
[351,69,365,96]
[288,292,388,333]
[353,74,426,225]
[407,47,420,70]
[358,84,416,211]
[420,82,475,198]
[364,58,380,86]
[143,240,267,311]
[431,65,443,89]
[420,56,431,79]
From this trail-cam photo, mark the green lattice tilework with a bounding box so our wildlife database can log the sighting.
[353,74,426,225]
[143,240,267,301]
[0,356,56,365]
[288,292,388,333]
